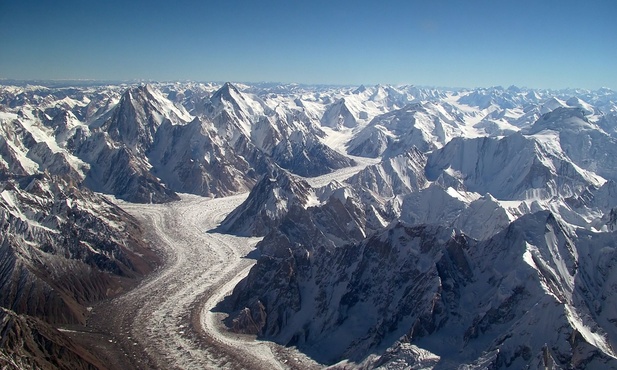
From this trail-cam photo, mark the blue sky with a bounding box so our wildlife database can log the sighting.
[1,0,615,89]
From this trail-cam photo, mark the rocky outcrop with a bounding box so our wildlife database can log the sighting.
[0,307,105,370]
[0,173,158,324]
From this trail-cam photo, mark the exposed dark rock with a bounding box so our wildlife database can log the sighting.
[0,307,105,370]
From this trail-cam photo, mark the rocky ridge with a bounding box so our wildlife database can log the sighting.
[2,81,617,369]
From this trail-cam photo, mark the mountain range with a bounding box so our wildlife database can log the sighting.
[1,81,616,369]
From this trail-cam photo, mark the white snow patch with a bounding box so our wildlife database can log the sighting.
[446,187,481,203]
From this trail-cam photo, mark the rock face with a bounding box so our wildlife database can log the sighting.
[0,107,160,366]
[0,307,105,370]
[226,212,617,368]
[218,166,314,236]
[0,173,158,325]
[0,172,158,368]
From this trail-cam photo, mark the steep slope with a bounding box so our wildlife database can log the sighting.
[320,98,359,129]
[346,147,428,198]
[218,166,314,236]
[224,212,617,369]
[425,132,601,200]
[0,84,165,369]
[203,82,267,148]
[100,84,191,153]
[271,131,356,177]
[79,85,189,202]
[77,131,180,203]
[148,117,259,197]
[0,173,157,325]
[225,222,472,364]
[528,107,617,181]
[348,102,463,158]
[205,82,354,177]
[566,180,617,231]
[0,85,162,326]
[597,111,617,138]
[2,82,357,202]
[0,112,87,182]
[319,84,432,131]
[0,307,105,370]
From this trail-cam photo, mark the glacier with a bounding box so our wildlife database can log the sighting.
[0,81,616,369]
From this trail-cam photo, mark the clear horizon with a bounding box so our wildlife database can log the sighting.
[2,78,616,93]
[1,0,616,90]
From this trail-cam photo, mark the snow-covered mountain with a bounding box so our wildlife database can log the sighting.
[526,107,617,181]
[347,101,465,158]
[0,169,158,367]
[225,211,617,368]
[425,132,601,200]
[1,81,363,203]
[148,117,259,197]
[218,165,315,236]
[346,148,428,198]
[207,84,617,369]
[2,81,617,369]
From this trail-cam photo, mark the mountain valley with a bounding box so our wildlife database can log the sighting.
[0,81,616,369]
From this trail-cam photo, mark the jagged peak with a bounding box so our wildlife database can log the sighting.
[123,84,152,99]
[495,210,570,244]
[142,82,156,92]
[353,85,367,94]
[116,84,166,114]
[206,81,266,125]
[211,82,242,101]
[217,165,314,236]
